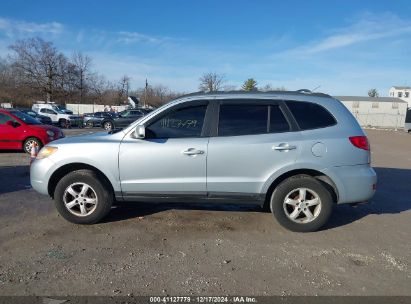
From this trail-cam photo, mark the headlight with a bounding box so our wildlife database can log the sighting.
[46,130,55,137]
[36,146,58,159]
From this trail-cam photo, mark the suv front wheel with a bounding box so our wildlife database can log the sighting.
[270,175,333,232]
[54,169,113,224]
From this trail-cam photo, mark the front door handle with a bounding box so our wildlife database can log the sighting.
[182,148,205,156]
[273,143,297,151]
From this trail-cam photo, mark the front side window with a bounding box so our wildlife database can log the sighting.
[286,101,336,130]
[146,105,207,139]
[0,113,13,125]
[11,111,40,125]
[120,110,131,117]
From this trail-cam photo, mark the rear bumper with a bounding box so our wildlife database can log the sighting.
[323,164,377,204]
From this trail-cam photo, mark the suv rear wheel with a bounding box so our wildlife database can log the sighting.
[270,175,333,232]
[54,169,113,224]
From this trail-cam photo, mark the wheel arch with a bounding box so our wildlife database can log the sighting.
[48,163,115,199]
[263,169,339,209]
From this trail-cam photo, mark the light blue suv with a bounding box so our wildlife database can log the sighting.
[30,91,377,232]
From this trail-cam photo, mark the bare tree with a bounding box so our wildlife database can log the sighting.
[9,37,66,102]
[199,72,225,92]
[71,51,92,103]
[3,37,189,108]
[117,75,131,104]
[87,74,110,103]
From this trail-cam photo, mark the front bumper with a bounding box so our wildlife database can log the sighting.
[30,157,56,196]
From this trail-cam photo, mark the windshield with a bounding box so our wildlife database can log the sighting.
[11,111,42,125]
[51,105,66,114]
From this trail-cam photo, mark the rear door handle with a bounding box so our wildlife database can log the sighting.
[273,143,297,151]
[182,148,205,156]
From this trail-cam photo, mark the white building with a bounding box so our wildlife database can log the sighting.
[334,96,407,129]
[389,86,411,107]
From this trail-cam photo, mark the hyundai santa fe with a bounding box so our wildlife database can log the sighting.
[30,91,377,232]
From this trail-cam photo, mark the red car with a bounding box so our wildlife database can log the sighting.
[0,109,64,153]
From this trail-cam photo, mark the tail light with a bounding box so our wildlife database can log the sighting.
[349,136,369,151]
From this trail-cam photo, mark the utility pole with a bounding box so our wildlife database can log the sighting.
[80,70,83,104]
[144,78,148,108]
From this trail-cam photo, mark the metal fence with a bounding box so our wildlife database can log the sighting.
[353,112,406,129]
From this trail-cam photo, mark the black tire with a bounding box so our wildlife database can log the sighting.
[103,121,114,131]
[23,137,42,154]
[86,121,94,128]
[54,169,113,224]
[59,119,68,128]
[270,175,333,232]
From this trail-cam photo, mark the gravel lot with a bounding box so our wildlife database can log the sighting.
[0,128,410,296]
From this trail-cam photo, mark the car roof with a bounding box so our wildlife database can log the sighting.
[0,108,14,113]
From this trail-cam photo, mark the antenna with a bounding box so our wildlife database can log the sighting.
[312,85,321,92]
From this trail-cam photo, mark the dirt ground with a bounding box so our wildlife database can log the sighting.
[0,128,410,296]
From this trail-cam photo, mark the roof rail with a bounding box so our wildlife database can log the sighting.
[176,89,331,99]
[296,89,312,94]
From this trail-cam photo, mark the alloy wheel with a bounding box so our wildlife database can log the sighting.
[283,187,322,224]
[63,182,98,217]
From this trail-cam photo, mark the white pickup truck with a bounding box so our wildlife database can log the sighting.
[32,104,83,128]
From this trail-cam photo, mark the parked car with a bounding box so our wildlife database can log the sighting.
[0,109,64,153]
[33,105,83,128]
[100,109,146,131]
[17,108,53,125]
[32,102,73,114]
[30,91,377,232]
[83,112,117,127]
[405,109,411,132]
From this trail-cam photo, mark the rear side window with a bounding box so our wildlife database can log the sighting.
[218,105,267,136]
[218,104,291,136]
[270,105,290,132]
[286,101,336,130]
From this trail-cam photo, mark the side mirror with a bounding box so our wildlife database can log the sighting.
[135,125,146,139]
[6,120,19,128]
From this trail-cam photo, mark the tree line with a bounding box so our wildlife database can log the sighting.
[0,37,287,109]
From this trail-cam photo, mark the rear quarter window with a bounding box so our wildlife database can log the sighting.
[286,101,336,130]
